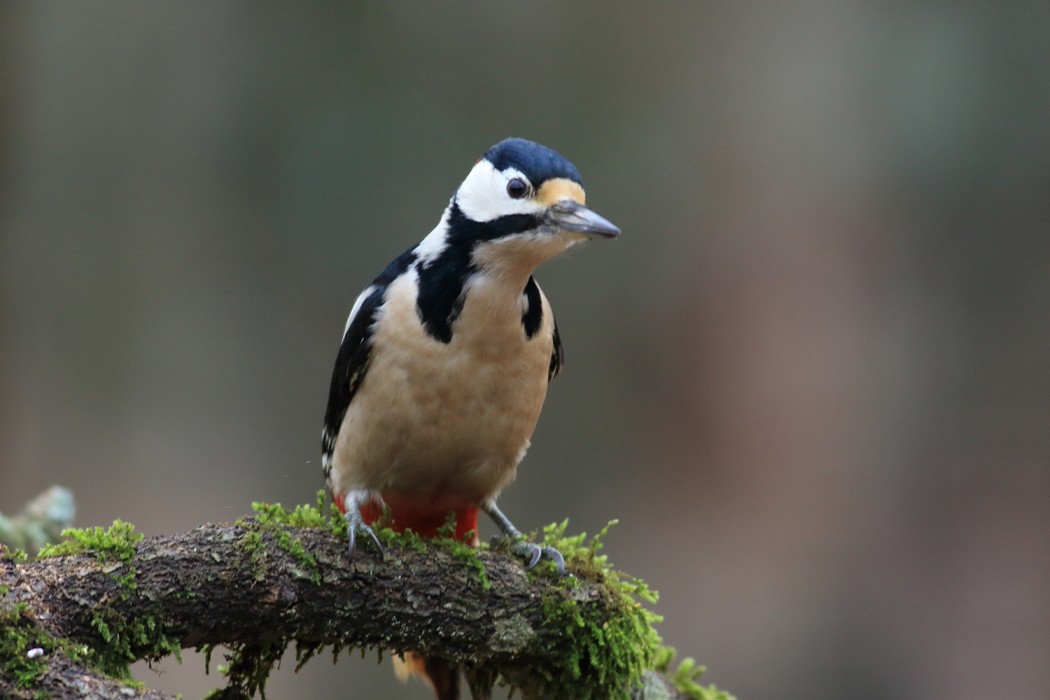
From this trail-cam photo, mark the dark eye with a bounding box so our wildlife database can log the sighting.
[506,177,529,199]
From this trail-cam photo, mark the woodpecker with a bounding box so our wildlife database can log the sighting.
[320,137,618,696]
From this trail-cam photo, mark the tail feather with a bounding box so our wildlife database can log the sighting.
[394,653,460,700]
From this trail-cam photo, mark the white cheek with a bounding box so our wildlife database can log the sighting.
[455,160,545,222]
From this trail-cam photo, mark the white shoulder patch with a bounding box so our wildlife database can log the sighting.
[414,205,452,266]
[343,285,374,339]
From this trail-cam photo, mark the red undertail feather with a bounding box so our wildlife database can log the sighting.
[334,491,480,545]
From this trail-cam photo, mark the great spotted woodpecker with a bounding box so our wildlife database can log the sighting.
[320,138,619,696]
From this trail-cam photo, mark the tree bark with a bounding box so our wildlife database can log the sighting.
[0,520,692,699]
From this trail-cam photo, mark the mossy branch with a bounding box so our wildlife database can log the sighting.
[1,509,728,700]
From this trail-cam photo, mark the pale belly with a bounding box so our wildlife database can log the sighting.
[329,272,554,505]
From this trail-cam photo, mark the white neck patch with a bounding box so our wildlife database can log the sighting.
[414,199,454,266]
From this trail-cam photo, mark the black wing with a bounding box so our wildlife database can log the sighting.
[549,318,564,381]
[523,276,563,382]
[321,249,416,477]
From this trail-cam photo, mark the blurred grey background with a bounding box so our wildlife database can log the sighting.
[2,3,1049,699]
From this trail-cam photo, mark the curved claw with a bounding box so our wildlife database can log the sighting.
[511,540,566,574]
[346,508,383,557]
[542,545,565,573]
[481,500,567,574]
[512,540,542,569]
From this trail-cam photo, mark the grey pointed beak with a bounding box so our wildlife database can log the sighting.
[547,200,621,239]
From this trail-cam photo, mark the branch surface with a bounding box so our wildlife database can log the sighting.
[1,519,693,699]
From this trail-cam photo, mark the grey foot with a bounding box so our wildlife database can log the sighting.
[482,499,566,573]
[512,539,565,573]
[342,490,383,556]
[346,509,383,556]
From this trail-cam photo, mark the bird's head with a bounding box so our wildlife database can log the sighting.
[430,138,619,272]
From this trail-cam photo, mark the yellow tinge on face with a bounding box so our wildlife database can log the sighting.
[536,178,586,208]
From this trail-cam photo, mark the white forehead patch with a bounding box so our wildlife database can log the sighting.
[455,159,546,223]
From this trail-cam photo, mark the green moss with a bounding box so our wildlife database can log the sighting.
[31,519,181,681]
[204,495,356,697]
[238,500,726,699]
[2,547,29,563]
[238,528,266,582]
[37,520,141,563]
[15,499,726,699]
[249,491,345,538]
[230,640,286,699]
[0,597,96,690]
[247,493,490,577]
[1,601,51,688]
[220,496,501,696]
[655,647,736,700]
[376,522,426,553]
[440,536,490,590]
[277,529,322,584]
[238,522,320,586]
[241,491,396,585]
[525,584,659,699]
[490,520,665,699]
[86,607,182,679]
[240,498,330,585]
[202,639,287,700]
